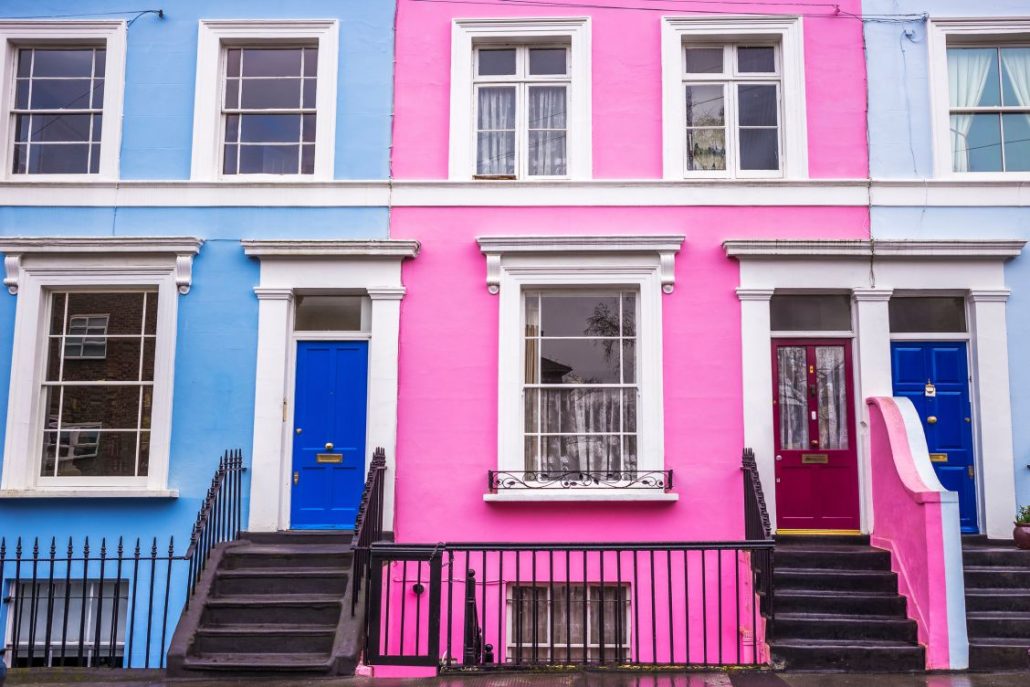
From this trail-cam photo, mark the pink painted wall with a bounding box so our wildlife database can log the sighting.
[392,0,869,179]
[392,206,867,544]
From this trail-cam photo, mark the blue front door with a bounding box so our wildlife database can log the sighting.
[891,342,978,533]
[291,341,369,530]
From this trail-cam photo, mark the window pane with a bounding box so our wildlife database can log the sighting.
[303,78,317,108]
[739,128,779,170]
[17,49,31,78]
[477,132,515,175]
[477,86,516,175]
[303,47,318,76]
[91,79,105,109]
[477,87,516,129]
[542,435,621,473]
[539,294,621,337]
[28,144,90,174]
[58,385,146,429]
[685,47,723,74]
[685,84,724,126]
[294,295,364,331]
[32,49,94,78]
[30,79,93,109]
[816,346,848,450]
[889,297,967,333]
[1003,113,1030,172]
[737,46,776,73]
[529,48,566,75]
[301,144,315,174]
[226,48,241,77]
[67,293,146,334]
[687,128,726,171]
[953,113,1002,172]
[948,47,1000,108]
[537,388,621,434]
[777,346,809,450]
[223,144,238,174]
[26,114,92,142]
[528,131,566,176]
[529,86,566,128]
[738,84,777,126]
[239,144,299,174]
[478,48,516,76]
[240,78,303,109]
[240,114,301,143]
[539,339,621,384]
[61,339,141,382]
[241,48,303,77]
[770,295,851,331]
[15,79,29,109]
[54,431,140,477]
[1001,48,1030,107]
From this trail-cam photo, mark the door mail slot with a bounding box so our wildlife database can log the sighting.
[929,453,948,463]
[316,453,344,464]
[802,453,829,464]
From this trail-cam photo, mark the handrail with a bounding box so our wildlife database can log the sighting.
[742,447,772,541]
[351,447,387,615]
[184,449,245,606]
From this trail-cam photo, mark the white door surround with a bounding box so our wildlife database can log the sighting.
[242,239,419,532]
[725,239,1025,540]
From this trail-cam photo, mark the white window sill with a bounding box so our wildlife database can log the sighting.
[484,491,678,503]
[0,488,179,499]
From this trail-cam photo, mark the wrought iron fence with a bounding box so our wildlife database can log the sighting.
[365,540,774,671]
[1,449,245,670]
[351,447,387,616]
[741,447,774,625]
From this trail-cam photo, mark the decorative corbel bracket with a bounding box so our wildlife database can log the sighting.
[176,253,194,295]
[4,254,21,295]
[484,253,502,295]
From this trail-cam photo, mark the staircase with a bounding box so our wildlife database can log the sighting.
[769,535,925,671]
[167,531,360,676]
[963,538,1030,670]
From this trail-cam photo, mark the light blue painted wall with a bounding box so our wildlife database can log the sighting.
[1,0,395,179]
[0,0,394,554]
[865,0,1030,510]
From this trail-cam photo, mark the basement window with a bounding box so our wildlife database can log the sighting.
[508,584,630,662]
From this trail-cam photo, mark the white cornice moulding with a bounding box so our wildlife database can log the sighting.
[852,288,894,302]
[724,239,1026,259]
[0,236,203,295]
[969,289,1011,303]
[478,234,685,294]
[241,239,420,259]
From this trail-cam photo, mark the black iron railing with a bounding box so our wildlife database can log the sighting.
[741,447,774,629]
[185,449,245,605]
[0,535,182,669]
[351,447,387,616]
[1,449,245,670]
[365,540,773,670]
[488,470,673,492]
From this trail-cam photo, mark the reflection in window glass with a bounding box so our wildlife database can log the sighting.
[770,295,852,331]
[889,297,967,333]
[294,295,364,331]
[41,291,157,478]
[508,584,629,662]
[524,291,637,476]
[222,46,317,175]
[12,48,105,174]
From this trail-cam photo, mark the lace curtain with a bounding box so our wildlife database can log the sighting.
[528,86,567,176]
[477,87,515,175]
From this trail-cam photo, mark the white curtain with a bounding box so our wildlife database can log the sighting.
[1002,48,1030,144]
[777,347,808,450]
[537,389,622,474]
[816,346,848,450]
[528,86,567,176]
[477,87,515,175]
[948,49,993,172]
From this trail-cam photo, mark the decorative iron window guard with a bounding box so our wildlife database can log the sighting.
[488,469,673,492]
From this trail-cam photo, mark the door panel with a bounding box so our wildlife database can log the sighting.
[291,341,369,530]
[772,339,860,532]
[890,342,977,533]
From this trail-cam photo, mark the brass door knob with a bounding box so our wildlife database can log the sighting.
[325,442,334,450]
[293,471,299,486]
[927,416,938,425]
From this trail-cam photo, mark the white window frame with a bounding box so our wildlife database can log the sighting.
[928,19,1030,180]
[478,235,683,501]
[661,16,807,180]
[0,21,126,181]
[450,18,592,181]
[0,238,201,497]
[190,20,338,182]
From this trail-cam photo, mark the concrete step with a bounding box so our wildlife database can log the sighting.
[773,546,892,571]
[181,652,334,673]
[966,589,1030,613]
[774,589,907,617]
[774,613,917,643]
[965,565,1030,589]
[967,611,1030,638]
[775,534,870,546]
[962,546,1030,567]
[193,624,336,654]
[221,544,352,570]
[213,566,350,596]
[773,567,899,593]
[770,639,925,672]
[968,638,1030,671]
[240,530,354,546]
[201,594,343,626]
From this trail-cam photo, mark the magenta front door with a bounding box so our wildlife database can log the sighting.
[772,339,860,533]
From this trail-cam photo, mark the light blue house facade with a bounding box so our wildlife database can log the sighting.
[0,1,404,665]
[864,0,1030,536]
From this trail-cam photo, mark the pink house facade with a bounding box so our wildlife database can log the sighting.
[367,0,1016,674]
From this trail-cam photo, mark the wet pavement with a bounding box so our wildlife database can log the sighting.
[4,670,1030,687]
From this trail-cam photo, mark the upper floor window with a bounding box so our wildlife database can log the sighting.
[947,46,1030,173]
[682,44,781,175]
[191,21,338,181]
[661,17,807,180]
[0,22,126,179]
[222,46,317,175]
[450,18,591,181]
[474,45,569,179]
[12,47,105,175]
